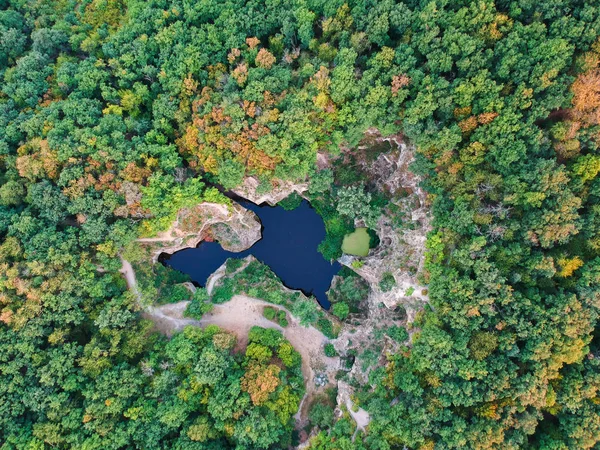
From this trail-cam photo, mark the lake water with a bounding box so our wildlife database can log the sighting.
[160,200,341,308]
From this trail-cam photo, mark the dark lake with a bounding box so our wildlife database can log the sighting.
[160,199,341,308]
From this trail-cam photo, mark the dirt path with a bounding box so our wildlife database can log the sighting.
[120,258,338,424]
[120,258,141,301]
[147,295,339,410]
[347,399,371,439]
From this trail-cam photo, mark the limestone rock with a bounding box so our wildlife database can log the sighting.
[140,201,261,261]
[232,176,308,206]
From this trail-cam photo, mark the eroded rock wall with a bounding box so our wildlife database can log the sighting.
[339,132,430,315]
[232,176,308,206]
[140,201,261,261]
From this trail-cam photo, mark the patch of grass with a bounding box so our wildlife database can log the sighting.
[341,228,370,256]
[324,343,337,357]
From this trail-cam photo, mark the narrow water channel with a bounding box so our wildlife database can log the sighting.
[160,199,341,308]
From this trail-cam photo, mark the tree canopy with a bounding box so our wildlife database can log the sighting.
[1,0,600,448]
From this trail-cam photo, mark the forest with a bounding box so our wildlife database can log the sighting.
[1,0,600,448]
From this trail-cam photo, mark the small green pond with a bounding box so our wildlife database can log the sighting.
[342,227,370,256]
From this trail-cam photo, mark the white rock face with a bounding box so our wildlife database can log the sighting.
[338,133,431,313]
[232,176,308,206]
[139,200,262,261]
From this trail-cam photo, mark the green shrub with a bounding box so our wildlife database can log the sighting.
[225,258,244,274]
[309,402,334,429]
[278,192,303,210]
[324,343,337,357]
[405,286,415,296]
[332,302,350,320]
[387,325,409,343]
[379,272,396,292]
[367,228,380,248]
[185,298,214,320]
[263,306,277,320]
[308,169,334,195]
[351,259,364,268]
[248,326,283,348]
[158,284,192,304]
[317,317,336,338]
[292,299,319,326]
[211,278,235,303]
[276,310,288,327]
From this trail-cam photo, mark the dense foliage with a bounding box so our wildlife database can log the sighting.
[1,0,600,449]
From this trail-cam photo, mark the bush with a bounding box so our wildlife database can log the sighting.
[292,299,319,326]
[351,259,364,269]
[317,317,336,338]
[158,284,192,304]
[245,343,273,362]
[367,228,380,248]
[309,402,334,429]
[248,326,283,348]
[332,302,350,320]
[263,306,277,320]
[327,274,369,307]
[379,272,396,292]
[225,258,244,274]
[277,310,288,327]
[308,169,334,195]
[184,298,214,320]
[324,343,337,357]
[211,278,235,303]
[278,192,303,210]
[387,325,409,343]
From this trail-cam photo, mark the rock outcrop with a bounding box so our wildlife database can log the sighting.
[338,132,430,315]
[139,201,261,262]
[232,176,308,206]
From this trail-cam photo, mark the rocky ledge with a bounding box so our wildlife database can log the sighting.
[232,176,308,206]
[140,201,261,262]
